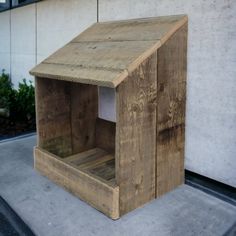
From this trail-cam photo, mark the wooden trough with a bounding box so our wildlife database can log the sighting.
[30,14,188,219]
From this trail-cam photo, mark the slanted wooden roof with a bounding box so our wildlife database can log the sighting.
[30,15,187,88]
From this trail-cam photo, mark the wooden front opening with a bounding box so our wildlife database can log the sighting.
[34,77,119,219]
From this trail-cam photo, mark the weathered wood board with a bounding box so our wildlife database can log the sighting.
[70,83,98,154]
[35,77,72,157]
[34,147,119,219]
[30,15,187,88]
[75,15,187,44]
[33,15,188,219]
[63,147,115,184]
[95,118,116,153]
[36,78,98,157]
[44,40,159,72]
[116,52,157,215]
[156,24,187,197]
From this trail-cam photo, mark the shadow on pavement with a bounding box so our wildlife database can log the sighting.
[0,196,35,236]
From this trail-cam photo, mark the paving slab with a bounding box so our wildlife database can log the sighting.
[0,196,35,236]
[0,135,236,236]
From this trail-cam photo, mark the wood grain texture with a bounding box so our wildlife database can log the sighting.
[74,15,187,43]
[64,148,115,184]
[70,83,98,154]
[33,17,188,219]
[156,24,187,197]
[34,147,119,219]
[35,77,72,157]
[156,124,185,196]
[44,41,159,71]
[30,63,128,88]
[95,118,116,153]
[30,15,187,88]
[116,52,157,215]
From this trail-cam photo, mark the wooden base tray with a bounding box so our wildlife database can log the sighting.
[34,147,119,219]
[63,148,116,185]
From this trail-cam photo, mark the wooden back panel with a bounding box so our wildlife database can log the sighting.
[95,118,116,153]
[71,83,98,154]
[36,78,98,157]
[35,77,72,157]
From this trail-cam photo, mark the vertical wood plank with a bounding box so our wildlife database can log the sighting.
[36,77,72,157]
[71,83,98,154]
[156,24,188,196]
[116,52,157,215]
[95,118,116,153]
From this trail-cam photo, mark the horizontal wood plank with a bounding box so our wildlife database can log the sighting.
[30,15,187,88]
[31,63,128,88]
[34,147,119,219]
[44,41,159,72]
[75,15,187,43]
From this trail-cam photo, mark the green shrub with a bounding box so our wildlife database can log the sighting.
[0,70,35,122]
[15,79,35,121]
[0,70,14,110]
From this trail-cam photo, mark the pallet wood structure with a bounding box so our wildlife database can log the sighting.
[30,15,188,219]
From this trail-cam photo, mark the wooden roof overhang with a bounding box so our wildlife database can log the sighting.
[30,15,188,88]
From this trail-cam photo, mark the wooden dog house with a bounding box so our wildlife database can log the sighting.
[30,15,188,219]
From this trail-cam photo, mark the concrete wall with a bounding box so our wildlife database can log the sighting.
[0,11,10,74]
[11,4,36,86]
[99,0,236,187]
[0,0,235,187]
[0,0,97,85]
[36,0,97,63]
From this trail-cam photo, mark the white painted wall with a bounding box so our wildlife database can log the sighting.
[0,0,97,86]
[0,0,235,187]
[99,0,236,187]
[0,11,10,74]
[36,0,97,63]
[11,4,36,86]
[98,87,116,122]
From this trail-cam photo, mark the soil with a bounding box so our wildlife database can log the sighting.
[0,117,36,140]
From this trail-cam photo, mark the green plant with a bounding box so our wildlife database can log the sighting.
[14,79,35,121]
[0,70,13,110]
[0,70,35,122]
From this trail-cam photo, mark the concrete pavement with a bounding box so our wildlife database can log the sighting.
[0,135,235,236]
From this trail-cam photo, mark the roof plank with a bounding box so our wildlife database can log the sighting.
[30,63,128,88]
[74,15,187,43]
[44,40,160,71]
[30,15,188,87]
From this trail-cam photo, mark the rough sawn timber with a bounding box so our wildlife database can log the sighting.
[30,15,187,88]
[34,147,119,219]
[32,15,188,219]
[156,24,187,197]
[116,52,157,216]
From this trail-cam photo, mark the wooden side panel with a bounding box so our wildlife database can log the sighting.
[156,24,187,197]
[34,147,119,219]
[35,77,72,157]
[116,52,157,215]
[70,83,98,154]
[95,118,116,153]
